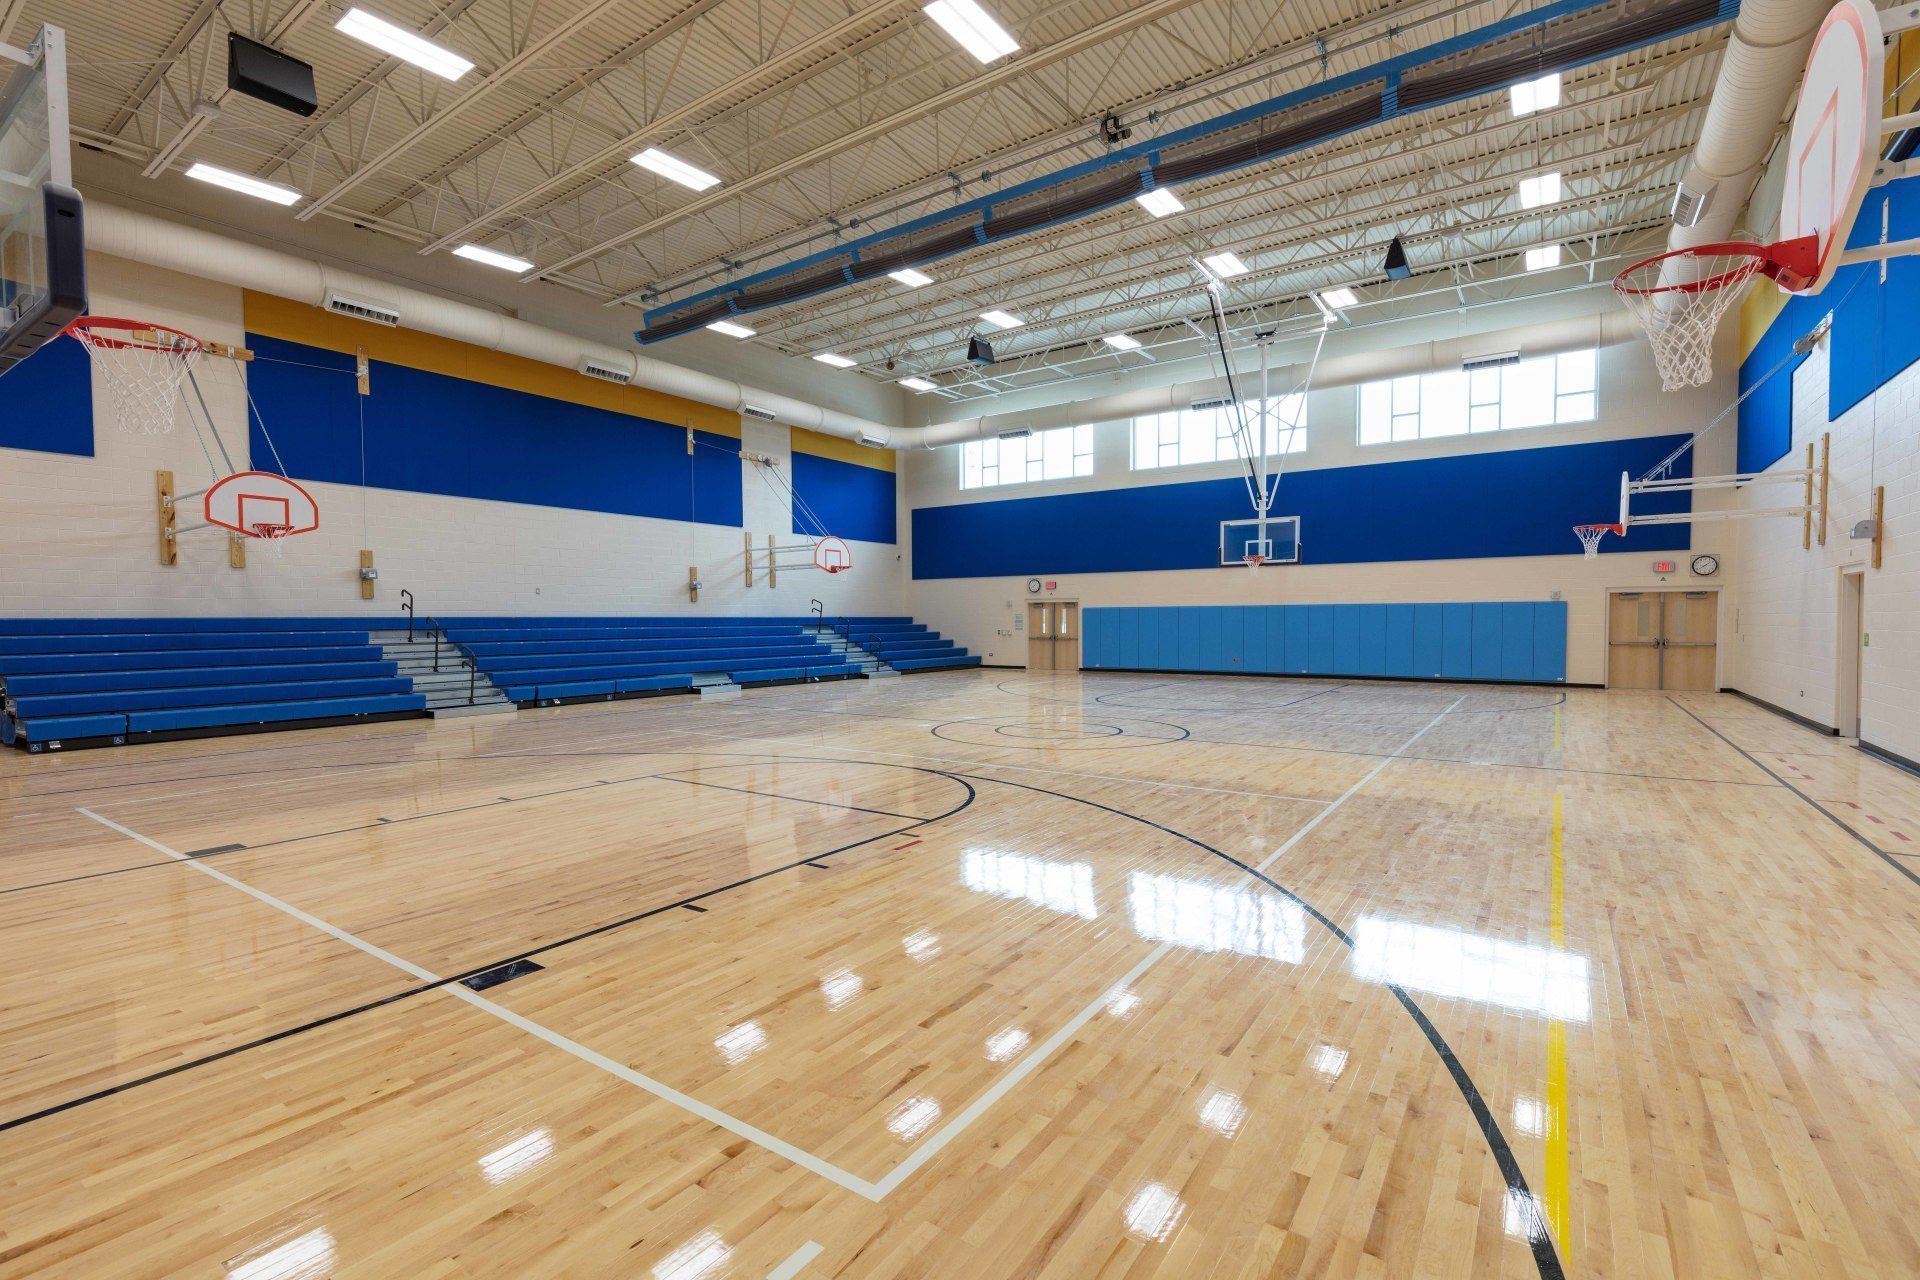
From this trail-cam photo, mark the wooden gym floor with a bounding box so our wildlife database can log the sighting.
[3,670,1918,1280]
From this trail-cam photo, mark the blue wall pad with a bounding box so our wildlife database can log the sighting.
[1740,175,1920,471]
[0,335,93,457]
[1084,600,1567,682]
[790,450,896,544]
[912,433,1691,579]
[247,333,742,526]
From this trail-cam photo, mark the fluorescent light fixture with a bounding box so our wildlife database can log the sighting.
[923,0,1019,64]
[335,8,473,81]
[979,309,1023,330]
[1135,187,1185,217]
[1518,171,1562,209]
[812,352,857,368]
[888,267,935,287]
[1525,244,1562,271]
[1319,286,1358,309]
[1201,251,1249,278]
[630,147,722,191]
[1102,333,1142,351]
[1509,73,1562,116]
[185,162,301,206]
[899,376,938,391]
[452,243,534,273]
[706,320,756,338]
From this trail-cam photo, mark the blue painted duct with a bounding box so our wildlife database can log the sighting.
[637,0,1738,344]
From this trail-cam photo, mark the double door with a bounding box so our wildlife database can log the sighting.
[1026,601,1080,671]
[1607,591,1717,690]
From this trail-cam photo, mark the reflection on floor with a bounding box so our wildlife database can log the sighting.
[2,670,1917,1279]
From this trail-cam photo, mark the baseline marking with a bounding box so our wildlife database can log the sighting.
[75,807,888,1201]
[769,1242,824,1279]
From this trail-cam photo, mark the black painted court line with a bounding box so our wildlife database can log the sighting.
[184,843,247,858]
[681,903,708,913]
[949,769,1567,1280]
[0,761,976,1136]
[655,773,933,820]
[804,861,832,869]
[1668,697,1920,889]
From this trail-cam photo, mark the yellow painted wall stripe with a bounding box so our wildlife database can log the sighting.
[790,425,896,472]
[241,290,741,438]
[1546,792,1572,1263]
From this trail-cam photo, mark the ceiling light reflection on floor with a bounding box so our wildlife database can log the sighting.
[1351,916,1591,1021]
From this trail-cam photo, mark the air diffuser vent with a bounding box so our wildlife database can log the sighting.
[1461,350,1521,372]
[741,404,779,421]
[578,357,633,384]
[323,291,399,327]
[997,428,1033,440]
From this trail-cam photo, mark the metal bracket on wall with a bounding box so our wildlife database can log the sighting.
[156,470,176,566]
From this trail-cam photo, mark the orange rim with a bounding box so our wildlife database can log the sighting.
[64,316,205,354]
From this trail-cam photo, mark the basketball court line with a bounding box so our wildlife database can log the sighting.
[768,1242,824,1279]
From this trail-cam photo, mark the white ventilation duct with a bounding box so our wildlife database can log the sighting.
[85,199,1638,453]
[1670,0,1832,251]
[85,200,900,447]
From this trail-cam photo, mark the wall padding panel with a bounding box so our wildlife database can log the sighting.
[246,333,742,526]
[789,450,896,544]
[0,336,92,457]
[1083,600,1568,682]
[912,434,1690,579]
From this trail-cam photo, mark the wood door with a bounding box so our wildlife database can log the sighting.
[1053,603,1080,670]
[1607,593,1662,689]
[1660,591,1718,691]
[1026,602,1053,671]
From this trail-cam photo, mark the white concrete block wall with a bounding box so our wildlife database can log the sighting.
[0,253,903,620]
[1725,334,1920,757]
[904,322,1740,684]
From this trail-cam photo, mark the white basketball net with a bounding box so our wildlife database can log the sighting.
[1573,524,1621,559]
[246,523,292,560]
[67,322,204,435]
[1614,251,1764,392]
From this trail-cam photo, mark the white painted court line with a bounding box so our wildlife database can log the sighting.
[71,694,1463,1208]
[75,806,887,1203]
[864,692,1467,1199]
[1255,695,1464,873]
[768,1241,824,1279]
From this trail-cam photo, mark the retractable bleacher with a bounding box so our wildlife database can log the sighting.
[842,619,980,672]
[0,619,425,752]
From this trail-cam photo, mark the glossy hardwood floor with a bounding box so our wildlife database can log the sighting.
[3,670,1918,1279]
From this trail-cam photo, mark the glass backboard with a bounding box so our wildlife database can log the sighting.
[0,25,84,373]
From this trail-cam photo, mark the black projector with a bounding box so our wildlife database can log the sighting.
[228,34,318,117]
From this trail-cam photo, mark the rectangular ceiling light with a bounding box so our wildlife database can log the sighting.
[1517,172,1562,209]
[813,352,857,368]
[1201,251,1248,278]
[1135,188,1185,218]
[1525,244,1562,271]
[335,8,474,81]
[899,376,938,391]
[185,162,302,206]
[631,147,722,191]
[1319,286,1358,309]
[923,0,1019,64]
[452,243,534,272]
[979,309,1023,330]
[1509,73,1562,116]
[1102,333,1143,351]
[888,268,935,287]
[707,320,756,338]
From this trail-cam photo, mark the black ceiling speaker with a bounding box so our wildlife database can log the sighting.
[1382,234,1412,281]
[968,334,996,365]
[228,34,318,117]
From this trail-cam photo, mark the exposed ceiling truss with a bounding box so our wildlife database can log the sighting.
[31,0,1735,399]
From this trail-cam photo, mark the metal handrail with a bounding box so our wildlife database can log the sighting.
[400,589,416,642]
[418,613,485,705]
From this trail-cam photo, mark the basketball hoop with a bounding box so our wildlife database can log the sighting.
[246,522,293,560]
[1612,240,1816,391]
[1573,523,1623,559]
[1243,553,1267,573]
[64,317,205,435]
[813,536,852,574]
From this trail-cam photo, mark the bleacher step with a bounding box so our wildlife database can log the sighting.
[430,700,517,719]
[699,683,742,701]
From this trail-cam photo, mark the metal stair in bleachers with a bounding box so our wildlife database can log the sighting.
[808,624,897,677]
[373,631,516,718]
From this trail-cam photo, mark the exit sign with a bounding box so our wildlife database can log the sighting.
[1653,560,1675,574]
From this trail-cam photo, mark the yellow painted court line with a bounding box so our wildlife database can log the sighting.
[1546,792,1572,1261]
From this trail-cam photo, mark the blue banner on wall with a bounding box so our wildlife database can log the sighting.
[245,333,742,526]
[790,450,895,544]
[912,432,1690,579]
[0,335,92,457]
